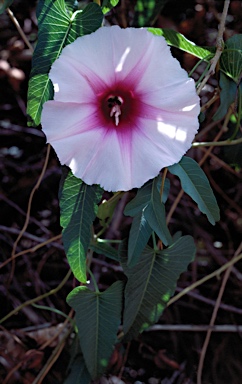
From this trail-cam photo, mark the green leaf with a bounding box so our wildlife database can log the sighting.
[67,281,124,379]
[124,180,154,217]
[148,28,214,60]
[220,34,242,83]
[27,1,103,126]
[65,0,78,13]
[101,0,119,14]
[97,193,122,227]
[64,335,91,384]
[223,131,242,168]
[59,170,103,283]
[168,157,220,225]
[133,0,169,27]
[122,236,196,340]
[0,0,13,14]
[90,240,120,262]
[143,181,172,246]
[128,210,152,267]
[124,177,172,246]
[124,177,169,217]
[213,72,238,121]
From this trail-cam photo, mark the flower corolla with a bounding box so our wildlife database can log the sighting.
[41,26,200,191]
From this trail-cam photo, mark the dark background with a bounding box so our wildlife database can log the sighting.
[0,1,242,383]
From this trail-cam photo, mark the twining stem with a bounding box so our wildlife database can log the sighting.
[7,8,33,52]
[87,267,100,293]
[9,144,51,284]
[0,269,72,324]
[167,252,242,308]
[159,167,168,199]
[197,0,230,95]
[166,108,232,225]
[192,136,242,147]
[197,242,242,384]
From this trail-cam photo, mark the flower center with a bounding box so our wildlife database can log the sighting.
[99,86,138,130]
[107,95,123,126]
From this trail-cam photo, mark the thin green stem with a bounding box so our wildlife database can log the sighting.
[192,136,242,147]
[87,267,100,293]
[97,238,122,244]
[159,168,167,201]
[0,269,72,324]
[152,232,158,251]
[31,303,75,327]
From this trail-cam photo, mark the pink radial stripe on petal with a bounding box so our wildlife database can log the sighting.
[41,101,104,141]
[80,129,135,191]
[41,26,200,192]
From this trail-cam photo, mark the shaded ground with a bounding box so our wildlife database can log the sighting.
[0,1,242,383]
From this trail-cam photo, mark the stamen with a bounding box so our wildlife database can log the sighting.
[110,105,121,126]
[107,95,123,126]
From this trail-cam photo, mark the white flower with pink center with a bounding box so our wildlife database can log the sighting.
[41,26,200,192]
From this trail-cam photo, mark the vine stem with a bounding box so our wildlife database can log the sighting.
[196,242,242,384]
[0,269,72,325]
[197,0,230,95]
[6,7,34,52]
[192,136,242,147]
[167,251,242,308]
[8,144,51,284]
[166,108,232,225]
[0,234,62,270]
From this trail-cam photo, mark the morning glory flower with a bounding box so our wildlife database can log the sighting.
[41,26,200,192]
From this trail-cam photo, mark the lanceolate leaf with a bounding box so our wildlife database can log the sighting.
[124,179,154,217]
[122,236,196,340]
[64,335,91,384]
[59,171,103,283]
[124,177,170,217]
[133,0,169,27]
[27,0,103,126]
[168,157,220,225]
[125,177,172,247]
[143,181,172,246]
[128,210,152,267]
[148,28,214,60]
[213,72,238,121]
[67,281,124,379]
[90,240,120,262]
[220,34,242,83]
[0,0,13,14]
[101,0,119,14]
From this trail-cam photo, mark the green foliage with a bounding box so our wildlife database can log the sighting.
[97,193,122,227]
[168,157,220,225]
[27,0,103,126]
[90,240,120,262]
[101,0,119,14]
[213,72,238,121]
[121,236,196,340]
[67,281,124,379]
[133,0,169,27]
[26,2,226,380]
[214,35,242,122]
[127,210,152,267]
[0,0,13,14]
[59,171,103,283]
[220,34,242,83]
[125,177,172,247]
[148,28,214,60]
[64,336,91,384]
[223,131,242,169]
